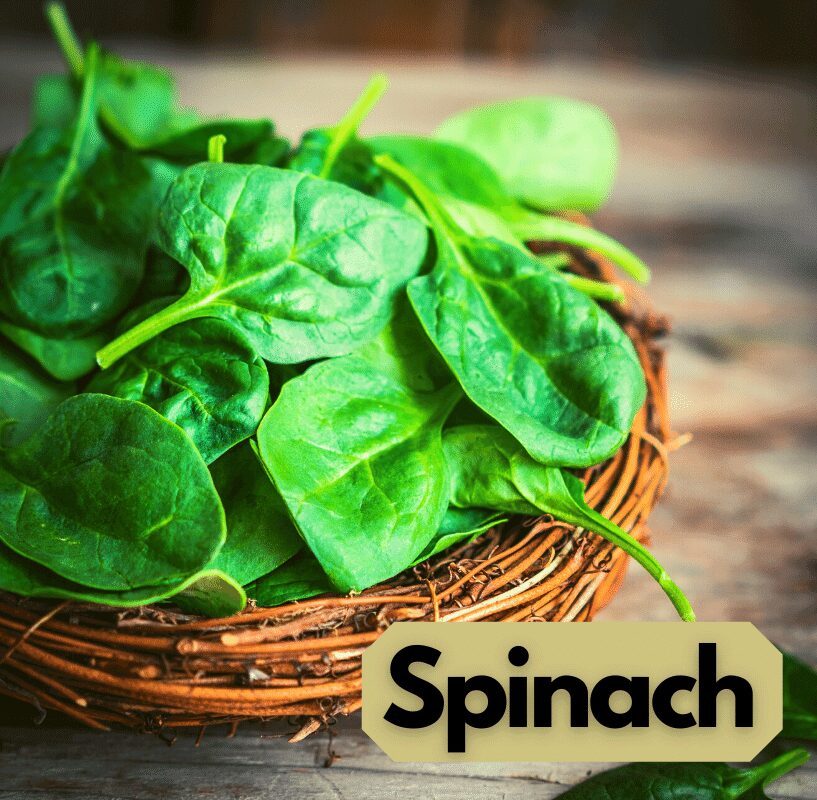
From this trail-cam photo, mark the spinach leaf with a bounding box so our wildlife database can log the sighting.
[248,550,332,607]
[0,320,107,382]
[0,46,155,337]
[96,163,428,367]
[172,571,247,617]
[435,96,618,212]
[443,425,695,621]
[31,73,77,129]
[0,538,243,614]
[0,340,73,445]
[0,394,225,591]
[208,443,302,586]
[89,318,269,463]
[256,305,460,592]
[782,651,817,739]
[558,749,810,799]
[45,4,273,163]
[378,155,646,468]
[371,135,648,282]
[411,507,506,565]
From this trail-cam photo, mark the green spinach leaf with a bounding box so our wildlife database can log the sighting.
[45,4,273,163]
[97,163,428,367]
[557,749,810,799]
[378,155,645,468]
[256,306,460,591]
[248,550,332,607]
[0,340,74,445]
[89,318,269,463]
[411,507,506,565]
[208,443,302,586]
[443,425,695,621]
[0,46,155,337]
[0,538,243,614]
[0,394,226,591]
[782,651,817,739]
[435,96,618,212]
[0,320,107,382]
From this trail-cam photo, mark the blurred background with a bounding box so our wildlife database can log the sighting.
[0,0,815,646]
[2,0,816,68]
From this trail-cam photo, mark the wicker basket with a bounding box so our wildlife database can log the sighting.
[0,245,675,742]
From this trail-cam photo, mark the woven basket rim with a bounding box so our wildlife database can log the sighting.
[0,248,674,739]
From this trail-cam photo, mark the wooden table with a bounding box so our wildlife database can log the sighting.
[0,41,815,798]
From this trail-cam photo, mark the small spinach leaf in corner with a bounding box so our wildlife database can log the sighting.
[782,651,817,740]
[89,319,269,463]
[557,749,810,799]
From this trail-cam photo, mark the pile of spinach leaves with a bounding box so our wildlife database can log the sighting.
[0,4,694,620]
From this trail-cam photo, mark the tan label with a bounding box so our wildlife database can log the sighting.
[362,622,781,762]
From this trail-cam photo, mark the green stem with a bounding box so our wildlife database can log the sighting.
[375,153,460,240]
[45,2,85,77]
[96,298,199,369]
[510,214,651,283]
[726,749,810,798]
[208,134,226,163]
[319,73,388,179]
[563,274,625,303]
[577,502,696,622]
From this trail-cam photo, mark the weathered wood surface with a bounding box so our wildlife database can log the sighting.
[0,40,815,798]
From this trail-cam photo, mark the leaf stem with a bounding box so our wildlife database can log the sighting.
[375,153,460,239]
[562,274,625,303]
[573,497,695,621]
[726,749,810,798]
[510,214,651,283]
[96,297,199,368]
[320,73,388,179]
[208,134,227,163]
[45,2,85,77]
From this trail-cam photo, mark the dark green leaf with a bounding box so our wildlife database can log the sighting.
[0,319,107,382]
[378,155,645,468]
[0,394,225,591]
[436,97,618,211]
[248,550,332,607]
[782,651,817,739]
[208,443,302,586]
[0,48,156,337]
[370,134,510,209]
[411,507,506,565]
[0,339,73,445]
[89,319,269,463]
[256,307,459,591]
[97,163,429,367]
[0,537,242,612]
[443,425,694,621]
[558,749,810,799]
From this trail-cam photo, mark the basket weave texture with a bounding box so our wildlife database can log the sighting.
[0,249,674,740]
